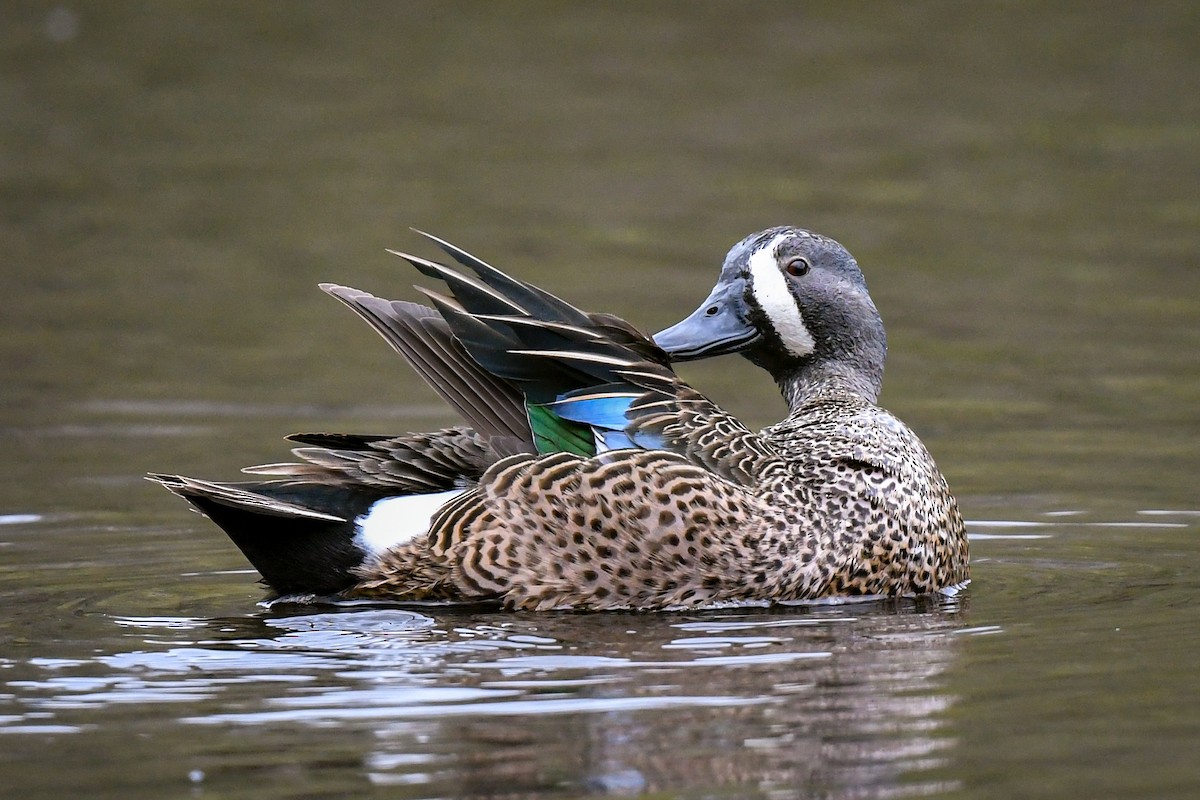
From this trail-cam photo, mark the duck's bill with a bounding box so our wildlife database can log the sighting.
[653,280,760,361]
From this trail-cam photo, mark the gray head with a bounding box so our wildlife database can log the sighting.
[654,227,887,407]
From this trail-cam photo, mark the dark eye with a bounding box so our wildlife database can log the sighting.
[784,257,810,277]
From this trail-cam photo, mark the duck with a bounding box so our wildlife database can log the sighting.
[150,227,969,610]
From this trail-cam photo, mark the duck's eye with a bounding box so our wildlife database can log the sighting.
[784,257,810,277]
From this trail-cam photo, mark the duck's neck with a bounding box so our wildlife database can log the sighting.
[775,357,883,414]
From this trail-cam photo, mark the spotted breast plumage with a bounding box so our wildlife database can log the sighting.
[151,226,969,610]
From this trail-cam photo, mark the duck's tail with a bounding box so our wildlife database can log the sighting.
[148,474,458,597]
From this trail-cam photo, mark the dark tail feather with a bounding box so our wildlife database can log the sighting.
[149,474,373,596]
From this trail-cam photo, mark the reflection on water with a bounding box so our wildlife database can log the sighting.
[4,600,969,798]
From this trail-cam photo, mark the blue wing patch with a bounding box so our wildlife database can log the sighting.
[547,392,640,429]
[546,390,664,453]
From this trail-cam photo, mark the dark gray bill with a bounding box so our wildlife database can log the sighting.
[653,279,760,361]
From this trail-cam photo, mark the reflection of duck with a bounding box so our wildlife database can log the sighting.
[151,227,969,608]
[191,603,968,797]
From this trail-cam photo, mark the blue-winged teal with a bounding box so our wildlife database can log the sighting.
[151,227,969,609]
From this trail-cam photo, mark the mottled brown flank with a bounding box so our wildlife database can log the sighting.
[353,386,968,610]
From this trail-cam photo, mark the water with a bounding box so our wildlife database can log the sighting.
[2,2,1199,798]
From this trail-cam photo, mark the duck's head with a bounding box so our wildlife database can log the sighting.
[654,227,887,407]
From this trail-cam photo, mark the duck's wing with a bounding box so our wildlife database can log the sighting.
[235,285,536,495]
[318,287,533,454]
[395,235,782,487]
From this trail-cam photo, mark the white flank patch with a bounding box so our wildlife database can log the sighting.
[354,489,464,557]
[746,233,816,357]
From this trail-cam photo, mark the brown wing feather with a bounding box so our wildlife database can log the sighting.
[244,426,498,493]
[320,284,532,448]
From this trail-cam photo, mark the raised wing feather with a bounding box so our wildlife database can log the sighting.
[319,285,532,452]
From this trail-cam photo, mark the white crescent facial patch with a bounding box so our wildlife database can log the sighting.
[746,233,816,358]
